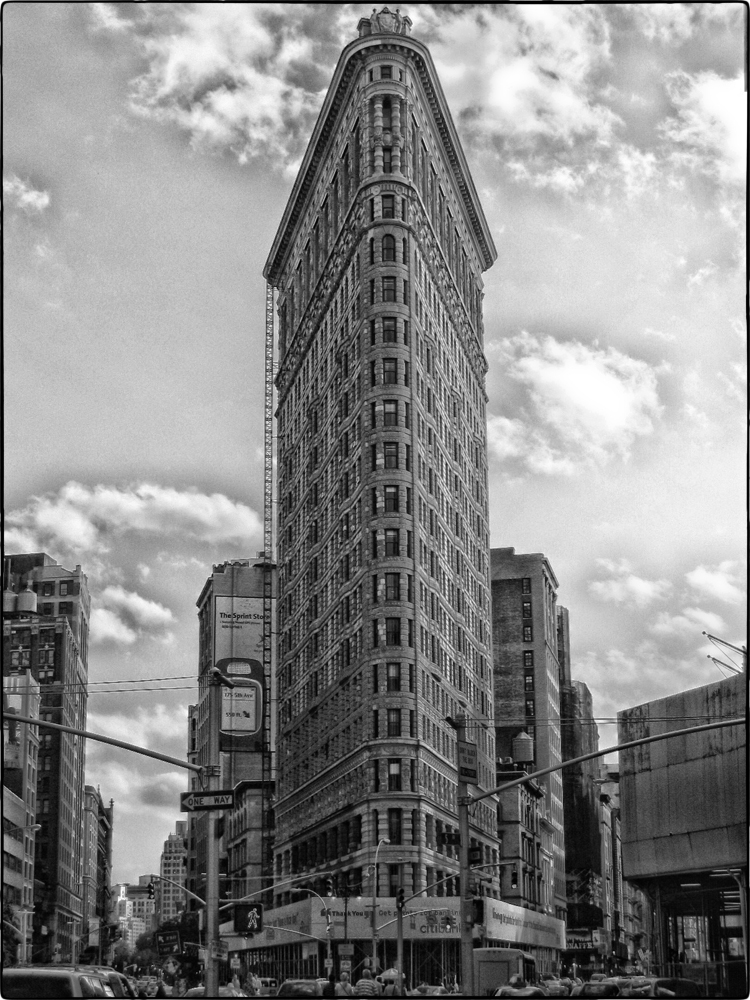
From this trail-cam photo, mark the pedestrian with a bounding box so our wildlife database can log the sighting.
[353,967,382,996]
[382,976,401,996]
[322,973,338,997]
[336,970,354,996]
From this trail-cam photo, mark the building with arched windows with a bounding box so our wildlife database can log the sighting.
[242,5,500,985]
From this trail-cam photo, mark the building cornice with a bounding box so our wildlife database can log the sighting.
[264,33,496,287]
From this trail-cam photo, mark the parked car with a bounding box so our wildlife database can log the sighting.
[275,981,323,997]
[2,965,117,997]
[618,979,703,997]
[182,987,247,998]
[494,987,549,998]
[539,976,570,996]
[76,966,139,998]
[574,985,621,998]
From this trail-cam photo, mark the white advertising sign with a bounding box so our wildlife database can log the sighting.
[483,900,566,951]
[214,596,264,661]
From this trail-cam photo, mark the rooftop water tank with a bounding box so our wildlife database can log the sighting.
[3,588,17,614]
[512,731,535,763]
[16,581,38,614]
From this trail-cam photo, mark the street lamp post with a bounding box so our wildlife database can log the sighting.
[371,838,390,973]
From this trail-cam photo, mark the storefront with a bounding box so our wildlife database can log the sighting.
[221,896,565,986]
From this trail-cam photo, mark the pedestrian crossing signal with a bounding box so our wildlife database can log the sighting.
[234,903,263,934]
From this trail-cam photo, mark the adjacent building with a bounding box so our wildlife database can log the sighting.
[3,669,41,963]
[186,557,276,911]
[3,553,90,964]
[80,786,114,964]
[490,548,567,920]
[618,672,747,998]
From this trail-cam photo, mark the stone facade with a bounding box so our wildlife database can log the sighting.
[490,547,567,920]
[264,8,499,906]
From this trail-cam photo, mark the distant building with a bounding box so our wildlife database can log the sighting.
[158,820,188,925]
[186,558,276,912]
[490,548,567,920]
[3,553,90,964]
[80,786,114,964]
[618,672,747,998]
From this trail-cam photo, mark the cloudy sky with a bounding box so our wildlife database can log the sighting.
[4,3,746,885]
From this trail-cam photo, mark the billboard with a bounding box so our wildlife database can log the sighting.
[214,595,267,749]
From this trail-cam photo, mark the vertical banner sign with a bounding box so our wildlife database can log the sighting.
[458,741,478,782]
[213,596,267,749]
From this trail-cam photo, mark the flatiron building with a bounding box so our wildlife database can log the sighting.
[264,7,499,908]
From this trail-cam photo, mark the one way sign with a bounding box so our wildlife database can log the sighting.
[180,790,235,812]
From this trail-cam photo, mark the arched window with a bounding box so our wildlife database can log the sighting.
[382,97,392,131]
[382,234,396,261]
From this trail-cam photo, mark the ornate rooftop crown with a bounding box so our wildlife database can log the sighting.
[357,7,412,38]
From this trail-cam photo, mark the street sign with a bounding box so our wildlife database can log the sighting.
[458,741,478,781]
[210,939,229,960]
[180,790,235,812]
[338,944,354,956]
[340,960,352,971]
[324,958,333,970]
[155,930,181,956]
[230,957,241,970]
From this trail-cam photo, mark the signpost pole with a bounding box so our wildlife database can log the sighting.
[204,672,224,998]
[452,714,475,997]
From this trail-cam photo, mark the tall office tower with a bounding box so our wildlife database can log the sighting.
[158,820,188,925]
[264,7,499,910]
[186,558,276,910]
[490,547,567,920]
[80,786,114,964]
[3,553,90,962]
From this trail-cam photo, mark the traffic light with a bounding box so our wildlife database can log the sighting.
[234,903,263,934]
[147,882,155,899]
[443,913,455,931]
[510,868,518,889]
[468,847,483,866]
[325,877,334,897]
[396,887,405,910]
[472,898,485,925]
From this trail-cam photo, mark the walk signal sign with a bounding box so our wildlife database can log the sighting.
[234,903,263,934]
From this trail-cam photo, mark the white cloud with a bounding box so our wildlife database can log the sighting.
[89,3,130,33]
[487,333,663,475]
[3,174,51,213]
[589,557,672,608]
[4,481,262,560]
[100,585,175,631]
[643,327,676,343]
[686,562,745,605]
[90,608,138,646]
[661,71,747,187]
[650,607,727,637]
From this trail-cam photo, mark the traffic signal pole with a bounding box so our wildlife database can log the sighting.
[454,714,475,998]
[205,669,233,997]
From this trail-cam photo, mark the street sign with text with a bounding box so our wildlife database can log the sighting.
[180,790,234,812]
[458,741,478,781]
[155,930,181,956]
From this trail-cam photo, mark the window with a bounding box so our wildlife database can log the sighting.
[373,761,381,792]
[386,618,401,646]
[370,279,376,305]
[523,625,533,642]
[387,708,402,736]
[522,577,531,594]
[382,195,395,218]
[385,573,400,600]
[381,66,392,80]
[384,486,399,512]
[383,400,398,426]
[385,531,400,558]
[388,760,402,791]
[387,662,401,691]
[382,235,396,261]
[59,602,73,614]
[523,651,534,667]
[42,583,54,597]
[383,316,397,342]
[383,359,398,384]
[524,672,534,691]
[525,698,535,717]
[383,147,393,173]
[384,442,399,468]
[388,809,402,845]
[382,276,397,301]
[59,582,69,596]
[522,602,532,618]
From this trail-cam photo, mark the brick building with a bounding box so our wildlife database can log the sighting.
[490,547,567,921]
